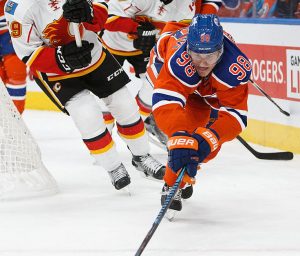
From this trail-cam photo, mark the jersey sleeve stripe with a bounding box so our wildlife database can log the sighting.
[152,100,183,112]
[26,46,44,67]
[106,15,119,23]
[219,107,247,130]
[152,88,186,111]
[203,0,223,6]
[0,16,7,31]
[93,2,108,11]
[154,88,187,103]
[147,63,159,85]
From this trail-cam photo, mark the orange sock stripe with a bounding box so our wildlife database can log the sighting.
[120,129,146,139]
[83,129,112,151]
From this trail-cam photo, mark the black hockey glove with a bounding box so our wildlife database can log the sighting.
[133,22,156,55]
[56,40,94,73]
[63,0,93,23]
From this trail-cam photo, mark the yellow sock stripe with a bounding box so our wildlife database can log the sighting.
[90,141,114,154]
[104,119,115,125]
[139,109,150,117]
[118,129,146,140]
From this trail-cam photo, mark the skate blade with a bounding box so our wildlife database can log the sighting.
[139,172,164,183]
[123,186,131,196]
[165,209,178,222]
[117,185,131,196]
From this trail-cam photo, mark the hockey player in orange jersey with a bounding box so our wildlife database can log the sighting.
[0,0,27,114]
[147,14,251,211]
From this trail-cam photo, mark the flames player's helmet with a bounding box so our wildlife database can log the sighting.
[187,14,224,54]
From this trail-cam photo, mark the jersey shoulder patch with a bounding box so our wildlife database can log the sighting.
[213,37,252,88]
[5,0,33,19]
[168,40,200,88]
[5,0,19,15]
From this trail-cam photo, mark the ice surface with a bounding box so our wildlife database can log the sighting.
[1,110,300,256]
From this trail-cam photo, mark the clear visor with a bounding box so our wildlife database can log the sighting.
[188,47,223,66]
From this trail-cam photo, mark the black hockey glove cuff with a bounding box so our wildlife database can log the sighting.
[63,0,94,23]
[133,22,156,55]
[56,40,94,73]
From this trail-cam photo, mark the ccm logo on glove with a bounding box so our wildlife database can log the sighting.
[56,47,72,72]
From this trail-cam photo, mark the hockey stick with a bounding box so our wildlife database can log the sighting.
[249,79,290,117]
[237,135,293,160]
[71,22,82,47]
[135,167,186,256]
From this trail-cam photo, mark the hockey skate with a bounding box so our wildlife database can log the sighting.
[108,163,131,190]
[161,183,183,211]
[132,154,165,180]
[144,114,168,149]
[161,183,183,221]
[181,183,193,199]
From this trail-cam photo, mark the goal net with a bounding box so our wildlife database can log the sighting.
[0,78,57,200]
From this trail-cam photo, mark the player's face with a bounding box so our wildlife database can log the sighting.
[189,48,223,77]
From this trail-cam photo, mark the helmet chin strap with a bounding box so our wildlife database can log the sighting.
[160,0,173,5]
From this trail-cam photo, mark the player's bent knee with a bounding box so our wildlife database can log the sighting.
[103,87,140,125]
[65,90,106,137]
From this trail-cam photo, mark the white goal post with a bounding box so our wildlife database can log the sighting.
[0,78,57,200]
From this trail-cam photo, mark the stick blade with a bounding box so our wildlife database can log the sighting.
[254,151,294,161]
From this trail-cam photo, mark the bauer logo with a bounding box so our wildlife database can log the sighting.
[5,1,18,15]
[286,50,300,100]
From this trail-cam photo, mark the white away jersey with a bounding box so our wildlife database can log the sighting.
[102,0,201,53]
[4,0,105,77]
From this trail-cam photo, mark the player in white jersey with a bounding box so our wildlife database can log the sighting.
[101,0,222,142]
[4,0,165,190]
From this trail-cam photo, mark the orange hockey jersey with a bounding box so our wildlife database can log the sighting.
[0,0,8,35]
[147,28,251,147]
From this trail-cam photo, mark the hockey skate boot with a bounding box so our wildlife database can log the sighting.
[144,114,168,146]
[181,183,193,199]
[161,183,182,211]
[132,154,165,180]
[108,163,131,190]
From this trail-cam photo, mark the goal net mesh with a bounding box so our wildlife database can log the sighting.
[0,79,57,200]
